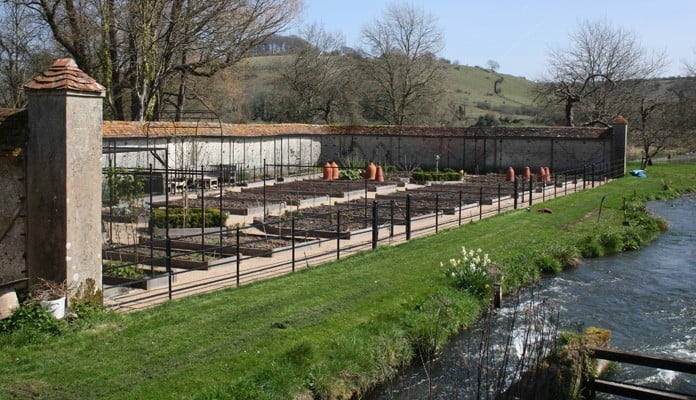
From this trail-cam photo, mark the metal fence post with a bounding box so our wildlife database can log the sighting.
[336,209,341,260]
[592,163,596,188]
[528,175,533,207]
[583,165,587,190]
[148,165,154,276]
[219,163,224,248]
[372,201,379,249]
[520,177,525,204]
[458,190,463,225]
[166,237,172,300]
[364,165,368,228]
[479,186,483,221]
[514,178,518,209]
[435,193,439,233]
[497,183,501,214]
[406,194,412,240]
[542,179,546,203]
[263,160,267,218]
[389,200,395,238]
[200,166,206,263]
[236,226,240,286]
[291,217,296,273]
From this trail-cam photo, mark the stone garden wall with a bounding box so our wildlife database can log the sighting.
[103,123,626,175]
[0,153,26,284]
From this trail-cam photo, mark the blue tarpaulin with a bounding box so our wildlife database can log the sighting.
[630,169,647,178]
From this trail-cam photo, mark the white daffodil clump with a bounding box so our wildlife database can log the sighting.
[441,246,493,300]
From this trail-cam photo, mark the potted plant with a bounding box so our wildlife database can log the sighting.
[29,279,70,318]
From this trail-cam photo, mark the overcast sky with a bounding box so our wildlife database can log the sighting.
[294,0,696,80]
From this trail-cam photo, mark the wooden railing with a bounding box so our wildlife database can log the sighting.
[588,347,696,400]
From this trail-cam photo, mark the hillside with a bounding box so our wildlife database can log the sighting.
[439,63,538,124]
[222,55,540,126]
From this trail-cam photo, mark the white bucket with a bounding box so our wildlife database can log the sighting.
[41,296,66,319]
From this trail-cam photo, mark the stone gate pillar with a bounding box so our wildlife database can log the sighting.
[24,59,105,292]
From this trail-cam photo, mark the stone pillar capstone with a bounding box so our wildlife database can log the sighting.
[24,58,105,293]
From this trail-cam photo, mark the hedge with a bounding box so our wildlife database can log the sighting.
[412,170,461,182]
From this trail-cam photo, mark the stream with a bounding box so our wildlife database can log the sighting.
[367,195,696,399]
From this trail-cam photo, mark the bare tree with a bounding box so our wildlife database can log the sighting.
[274,24,357,124]
[0,1,54,108]
[358,2,445,125]
[487,59,499,72]
[541,20,664,127]
[626,83,674,169]
[13,0,301,120]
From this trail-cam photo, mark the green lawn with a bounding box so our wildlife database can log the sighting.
[1,163,694,399]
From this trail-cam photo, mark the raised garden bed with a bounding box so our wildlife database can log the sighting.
[252,218,352,240]
[260,175,514,233]
[102,262,174,290]
[103,273,173,290]
[142,231,302,258]
[150,178,402,216]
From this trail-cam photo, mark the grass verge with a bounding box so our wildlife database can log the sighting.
[1,163,695,399]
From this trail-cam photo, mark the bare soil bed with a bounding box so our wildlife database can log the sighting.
[155,178,401,215]
[262,177,514,233]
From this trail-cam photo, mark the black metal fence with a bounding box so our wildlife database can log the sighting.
[101,159,625,309]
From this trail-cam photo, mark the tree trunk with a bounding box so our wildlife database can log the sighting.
[565,100,575,127]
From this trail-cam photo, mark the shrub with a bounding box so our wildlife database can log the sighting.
[621,230,643,250]
[535,252,563,274]
[152,207,227,228]
[0,302,66,344]
[578,235,605,258]
[599,232,623,255]
[442,246,493,300]
[547,243,582,269]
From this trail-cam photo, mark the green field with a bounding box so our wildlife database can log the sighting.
[1,163,695,399]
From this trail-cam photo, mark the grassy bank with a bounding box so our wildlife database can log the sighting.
[1,163,695,399]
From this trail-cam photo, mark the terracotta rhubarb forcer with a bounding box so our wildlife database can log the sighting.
[375,165,384,182]
[538,166,546,182]
[506,166,515,182]
[544,167,552,183]
[523,166,531,181]
[330,161,339,180]
[366,162,376,180]
[323,162,332,180]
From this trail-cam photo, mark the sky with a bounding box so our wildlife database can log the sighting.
[293,0,696,80]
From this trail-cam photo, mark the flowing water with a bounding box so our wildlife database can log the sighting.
[368,196,696,399]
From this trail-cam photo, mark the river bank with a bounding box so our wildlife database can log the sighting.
[368,194,696,399]
[1,163,695,399]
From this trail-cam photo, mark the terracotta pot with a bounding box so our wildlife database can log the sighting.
[506,166,515,182]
